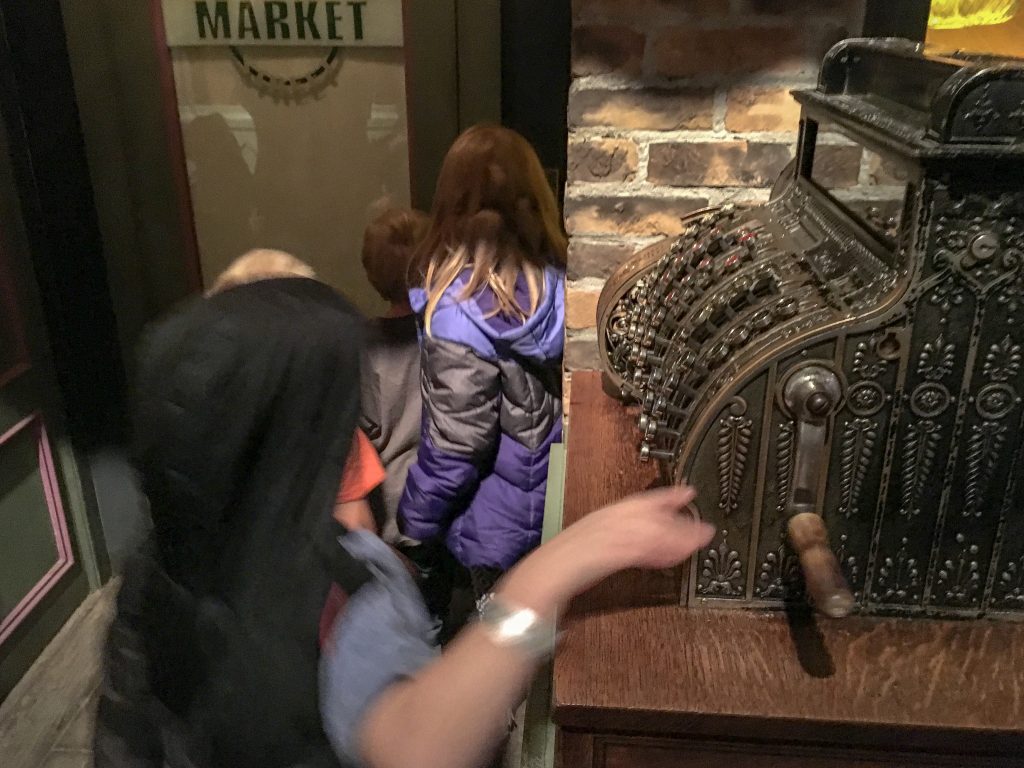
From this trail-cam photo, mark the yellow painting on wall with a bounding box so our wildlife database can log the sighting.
[927,0,1024,57]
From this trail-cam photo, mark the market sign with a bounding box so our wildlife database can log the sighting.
[162,0,403,47]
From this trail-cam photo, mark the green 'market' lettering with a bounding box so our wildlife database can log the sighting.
[348,1,366,40]
[265,1,291,39]
[295,1,321,40]
[326,1,344,40]
[195,1,230,39]
[238,1,261,39]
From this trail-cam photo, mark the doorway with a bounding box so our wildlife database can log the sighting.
[154,0,492,315]
[0,0,115,701]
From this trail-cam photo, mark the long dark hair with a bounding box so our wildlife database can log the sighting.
[96,277,362,768]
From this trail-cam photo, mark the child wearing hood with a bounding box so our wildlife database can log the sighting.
[399,125,566,606]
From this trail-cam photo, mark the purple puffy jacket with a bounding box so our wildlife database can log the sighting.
[398,266,564,570]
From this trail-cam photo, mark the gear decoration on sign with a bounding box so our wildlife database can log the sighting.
[230,46,341,99]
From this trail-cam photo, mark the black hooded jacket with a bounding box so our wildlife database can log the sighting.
[94,278,365,768]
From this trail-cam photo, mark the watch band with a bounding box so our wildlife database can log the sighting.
[476,594,559,660]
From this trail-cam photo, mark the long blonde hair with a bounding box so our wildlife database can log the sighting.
[411,125,567,335]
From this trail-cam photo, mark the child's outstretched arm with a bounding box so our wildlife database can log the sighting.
[357,486,714,768]
[398,337,501,540]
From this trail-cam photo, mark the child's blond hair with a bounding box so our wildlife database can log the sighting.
[208,249,316,296]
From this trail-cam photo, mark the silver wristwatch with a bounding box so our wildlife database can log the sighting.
[476,593,559,660]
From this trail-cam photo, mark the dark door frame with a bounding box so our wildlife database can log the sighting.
[0,0,127,453]
[0,0,112,698]
[61,0,201,376]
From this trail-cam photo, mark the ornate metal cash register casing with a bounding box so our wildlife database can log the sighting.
[597,39,1024,619]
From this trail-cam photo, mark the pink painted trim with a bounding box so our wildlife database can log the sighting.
[0,414,75,646]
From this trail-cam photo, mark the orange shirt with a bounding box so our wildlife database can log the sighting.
[322,430,386,648]
[337,429,386,504]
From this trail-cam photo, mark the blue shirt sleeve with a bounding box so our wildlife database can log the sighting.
[319,531,440,766]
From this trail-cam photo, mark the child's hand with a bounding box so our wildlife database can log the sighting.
[498,486,714,617]
[334,499,379,535]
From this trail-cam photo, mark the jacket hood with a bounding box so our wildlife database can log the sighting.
[409,265,564,362]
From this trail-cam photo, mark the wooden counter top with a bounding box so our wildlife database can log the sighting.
[553,372,1024,761]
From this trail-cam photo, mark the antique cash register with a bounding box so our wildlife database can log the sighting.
[553,40,1024,768]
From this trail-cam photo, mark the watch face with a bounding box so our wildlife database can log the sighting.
[477,598,557,659]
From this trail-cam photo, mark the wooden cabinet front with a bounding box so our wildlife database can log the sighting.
[559,732,1014,768]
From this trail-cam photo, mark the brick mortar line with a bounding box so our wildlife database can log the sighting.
[569,127,800,143]
[566,182,774,202]
[712,88,728,133]
[569,234,663,248]
[832,185,907,202]
[637,140,651,184]
[567,277,608,292]
[571,72,821,92]
[569,128,857,148]
[858,144,872,187]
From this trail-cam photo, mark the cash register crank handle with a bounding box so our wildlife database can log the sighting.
[782,364,855,619]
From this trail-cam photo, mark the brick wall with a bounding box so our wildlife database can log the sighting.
[564,0,866,371]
